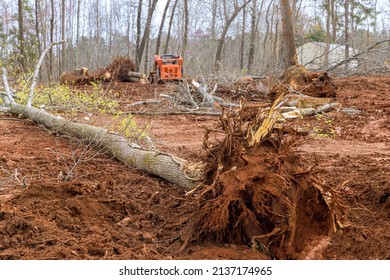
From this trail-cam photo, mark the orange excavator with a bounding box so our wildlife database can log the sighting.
[151,54,184,83]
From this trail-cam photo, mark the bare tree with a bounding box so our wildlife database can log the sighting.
[60,0,66,75]
[155,0,171,55]
[211,0,217,41]
[214,0,252,73]
[239,4,247,70]
[18,0,26,71]
[280,0,297,68]
[75,0,81,67]
[344,0,350,59]
[135,0,159,71]
[261,0,273,69]
[248,0,263,73]
[331,0,337,42]
[325,0,331,65]
[181,0,189,58]
[34,0,41,76]
[96,0,100,67]
[136,0,143,62]
[49,0,54,83]
[164,0,179,54]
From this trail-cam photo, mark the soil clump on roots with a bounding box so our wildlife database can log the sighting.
[269,65,337,99]
[181,103,340,259]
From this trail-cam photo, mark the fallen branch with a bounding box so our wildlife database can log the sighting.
[128,100,161,107]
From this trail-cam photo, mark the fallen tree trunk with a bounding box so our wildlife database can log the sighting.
[9,103,202,189]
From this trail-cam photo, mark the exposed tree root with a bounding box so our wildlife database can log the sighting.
[180,99,341,259]
[269,65,337,98]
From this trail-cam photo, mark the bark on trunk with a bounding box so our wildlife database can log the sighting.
[18,0,26,71]
[280,0,297,68]
[9,103,201,189]
[155,0,171,55]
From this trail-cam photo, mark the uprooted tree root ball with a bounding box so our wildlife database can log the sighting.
[105,56,137,82]
[60,56,137,85]
[181,104,342,259]
[268,64,338,99]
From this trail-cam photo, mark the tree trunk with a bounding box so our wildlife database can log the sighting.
[261,0,273,69]
[211,0,217,41]
[61,0,66,75]
[75,0,81,67]
[95,0,100,68]
[331,0,336,42]
[144,33,150,73]
[34,0,42,80]
[136,0,159,71]
[280,0,297,68]
[164,0,179,54]
[181,0,189,58]
[155,0,171,55]
[248,0,260,73]
[344,0,349,59]
[135,0,143,64]
[324,0,331,66]
[49,0,54,83]
[239,5,247,70]
[272,2,279,65]
[8,103,200,190]
[18,0,26,71]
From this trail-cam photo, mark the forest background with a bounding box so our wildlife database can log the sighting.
[1,0,389,83]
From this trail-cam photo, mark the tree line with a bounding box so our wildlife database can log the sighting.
[0,0,387,82]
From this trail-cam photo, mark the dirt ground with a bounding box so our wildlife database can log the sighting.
[0,76,389,260]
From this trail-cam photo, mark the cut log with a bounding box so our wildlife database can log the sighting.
[74,68,88,76]
[128,71,146,78]
[127,71,148,83]
[8,103,202,189]
[281,102,341,119]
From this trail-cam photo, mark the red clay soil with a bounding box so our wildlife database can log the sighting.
[1,76,389,260]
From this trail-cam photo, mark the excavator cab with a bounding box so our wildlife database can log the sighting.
[152,54,183,83]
